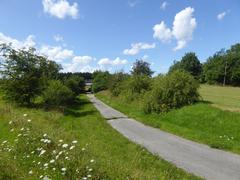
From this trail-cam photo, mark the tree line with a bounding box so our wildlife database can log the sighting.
[169,43,240,86]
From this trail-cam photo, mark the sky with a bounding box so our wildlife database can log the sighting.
[0,0,239,74]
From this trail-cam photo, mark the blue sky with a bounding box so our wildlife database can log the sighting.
[0,0,239,74]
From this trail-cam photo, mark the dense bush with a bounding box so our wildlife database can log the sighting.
[42,80,74,108]
[64,76,85,95]
[92,71,111,93]
[109,72,129,96]
[143,71,200,113]
[120,75,152,101]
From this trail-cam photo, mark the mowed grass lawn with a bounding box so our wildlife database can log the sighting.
[96,87,240,154]
[0,94,198,179]
[200,84,240,112]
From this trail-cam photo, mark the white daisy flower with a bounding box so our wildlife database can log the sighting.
[39,149,46,156]
[72,140,78,144]
[69,145,75,150]
[62,144,68,148]
[61,167,67,172]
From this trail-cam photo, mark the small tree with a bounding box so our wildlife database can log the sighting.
[169,52,202,79]
[0,44,61,105]
[42,80,74,108]
[64,76,85,95]
[131,59,154,77]
[92,71,111,93]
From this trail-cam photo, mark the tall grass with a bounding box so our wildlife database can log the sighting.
[0,94,199,179]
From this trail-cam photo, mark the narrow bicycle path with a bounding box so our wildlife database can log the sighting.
[87,94,240,180]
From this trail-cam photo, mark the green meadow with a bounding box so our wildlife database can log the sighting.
[0,94,198,179]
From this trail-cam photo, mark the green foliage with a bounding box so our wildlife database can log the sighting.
[64,76,85,95]
[131,59,154,77]
[169,52,202,79]
[120,75,152,101]
[92,71,111,93]
[42,80,74,108]
[109,72,129,96]
[143,70,199,113]
[203,43,240,86]
[0,44,61,106]
[58,72,92,81]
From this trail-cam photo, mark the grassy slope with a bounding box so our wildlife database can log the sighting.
[0,94,198,179]
[200,84,240,112]
[96,90,240,154]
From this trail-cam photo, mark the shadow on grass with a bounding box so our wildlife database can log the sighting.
[63,95,96,117]
[63,108,95,117]
[198,100,213,105]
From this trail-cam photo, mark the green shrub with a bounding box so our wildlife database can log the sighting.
[120,75,152,101]
[109,72,128,96]
[92,71,111,93]
[64,76,85,95]
[42,80,74,107]
[143,71,200,113]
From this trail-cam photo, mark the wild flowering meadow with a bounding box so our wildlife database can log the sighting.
[0,113,98,179]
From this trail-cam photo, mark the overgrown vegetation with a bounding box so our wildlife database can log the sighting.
[143,70,199,113]
[93,59,199,113]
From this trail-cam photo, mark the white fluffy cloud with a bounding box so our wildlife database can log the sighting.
[0,32,127,73]
[63,56,96,72]
[40,45,73,62]
[217,12,226,20]
[42,0,79,19]
[98,57,128,66]
[172,7,197,50]
[160,1,168,10]
[153,21,172,42]
[72,56,95,64]
[153,7,197,51]
[123,42,156,56]
[0,33,36,50]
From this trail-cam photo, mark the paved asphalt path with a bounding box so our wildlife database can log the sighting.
[87,94,240,180]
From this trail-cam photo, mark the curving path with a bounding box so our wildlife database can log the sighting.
[87,94,240,180]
